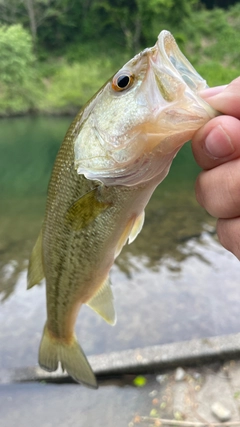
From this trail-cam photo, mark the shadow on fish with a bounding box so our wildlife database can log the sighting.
[27,30,219,388]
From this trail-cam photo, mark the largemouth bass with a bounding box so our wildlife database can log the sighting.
[28,31,218,388]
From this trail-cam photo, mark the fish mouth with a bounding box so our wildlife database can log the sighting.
[155,30,208,95]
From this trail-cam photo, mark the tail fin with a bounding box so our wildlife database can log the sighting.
[38,324,98,388]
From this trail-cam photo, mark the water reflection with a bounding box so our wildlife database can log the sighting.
[0,116,72,299]
[0,116,240,370]
[117,189,217,272]
[1,231,240,371]
[0,116,68,197]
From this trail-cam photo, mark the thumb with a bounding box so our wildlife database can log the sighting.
[200,76,240,119]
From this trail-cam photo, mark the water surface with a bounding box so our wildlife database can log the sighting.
[1,116,240,371]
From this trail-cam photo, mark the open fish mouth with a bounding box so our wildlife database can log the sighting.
[147,30,215,121]
[156,30,208,94]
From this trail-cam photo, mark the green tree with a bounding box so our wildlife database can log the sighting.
[91,0,199,54]
[0,0,199,53]
[0,24,40,115]
[0,0,70,45]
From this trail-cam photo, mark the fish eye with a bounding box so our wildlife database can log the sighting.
[112,72,134,92]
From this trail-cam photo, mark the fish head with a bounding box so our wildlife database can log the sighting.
[74,30,218,186]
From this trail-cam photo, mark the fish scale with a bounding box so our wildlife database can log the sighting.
[43,127,143,337]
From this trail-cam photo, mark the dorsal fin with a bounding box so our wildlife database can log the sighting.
[27,229,45,289]
[86,276,116,325]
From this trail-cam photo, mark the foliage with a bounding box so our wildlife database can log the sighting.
[0,2,239,116]
[201,0,238,8]
[0,24,41,115]
[39,56,121,114]
[0,0,199,54]
[196,62,240,87]
[90,0,198,54]
[0,24,34,84]
[183,5,240,68]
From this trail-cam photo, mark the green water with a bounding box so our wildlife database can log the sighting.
[0,116,71,300]
[1,116,240,371]
[0,116,68,196]
[0,115,208,298]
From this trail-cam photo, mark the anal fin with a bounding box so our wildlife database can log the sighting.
[86,277,116,325]
[27,229,45,289]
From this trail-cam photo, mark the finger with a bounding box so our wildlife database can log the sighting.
[199,84,227,98]
[192,115,240,170]
[201,76,240,119]
[217,217,240,260]
[195,158,240,218]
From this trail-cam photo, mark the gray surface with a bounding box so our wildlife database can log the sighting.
[1,333,240,427]
[1,361,240,427]
[2,332,240,384]
[0,382,145,427]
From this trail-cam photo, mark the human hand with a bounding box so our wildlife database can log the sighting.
[192,77,240,259]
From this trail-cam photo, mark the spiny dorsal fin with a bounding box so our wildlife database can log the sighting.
[27,229,45,289]
[65,188,110,231]
[86,276,116,325]
[128,211,145,244]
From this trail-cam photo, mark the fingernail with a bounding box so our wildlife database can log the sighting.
[205,125,234,159]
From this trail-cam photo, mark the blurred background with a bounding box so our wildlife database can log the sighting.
[0,0,240,371]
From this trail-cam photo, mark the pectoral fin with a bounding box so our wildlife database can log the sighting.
[27,229,45,289]
[65,188,110,231]
[115,211,145,258]
[86,276,116,325]
[128,211,145,244]
[114,217,136,258]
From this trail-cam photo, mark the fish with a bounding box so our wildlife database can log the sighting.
[27,30,218,388]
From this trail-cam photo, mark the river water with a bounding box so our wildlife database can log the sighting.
[1,116,240,372]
